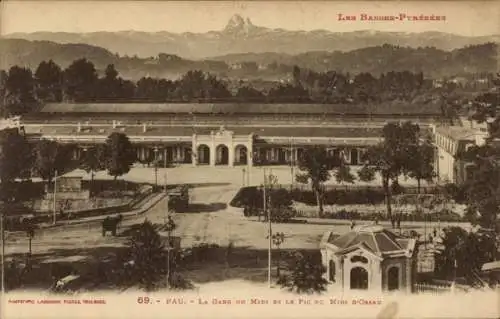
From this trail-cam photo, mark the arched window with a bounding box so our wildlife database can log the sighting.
[350,267,369,290]
[387,267,400,291]
[329,260,336,282]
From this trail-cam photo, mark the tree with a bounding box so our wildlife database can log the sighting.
[268,188,295,223]
[0,128,31,183]
[235,86,265,102]
[267,84,310,103]
[34,60,63,102]
[405,138,436,194]
[277,251,328,294]
[296,147,353,216]
[459,144,500,232]
[80,145,106,190]
[358,122,420,222]
[63,58,98,102]
[126,220,166,291]
[334,156,356,187]
[292,65,301,86]
[104,132,136,180]
[33,139,64,187]
[435,226,494,284]
[4,66,37,115]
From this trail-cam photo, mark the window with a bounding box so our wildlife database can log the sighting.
[350,267,369,290]
[329,260,336,282]
[387,267,400,291]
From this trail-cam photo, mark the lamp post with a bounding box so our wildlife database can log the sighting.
[262,168,272,287]
[242,168,246,187]
[165,215,176,289]
[290,138,294,191]
[153,148,159,187]
[272,232,285,277]
[1,210,5,294]
[53,170,58,225]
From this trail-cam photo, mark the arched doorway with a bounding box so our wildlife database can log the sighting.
[216,145,229,165]
[278,148,286,164]
[350,148,359,165]
[350,267,369,290]
[184,147,192,164]
[259,148,267,165]
[235,145,248,165]
[387,267,400,291]
[329,260,336,282]
[296,148,305,161]
[198,145,210,165]
[166,147,174,163]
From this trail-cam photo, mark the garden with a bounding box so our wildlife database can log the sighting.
[230,185,465,223]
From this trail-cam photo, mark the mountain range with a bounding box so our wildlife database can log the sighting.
[1,38,497,81]
[4,14,499,59]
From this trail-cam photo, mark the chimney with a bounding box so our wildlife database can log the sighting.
[77,122,81,132]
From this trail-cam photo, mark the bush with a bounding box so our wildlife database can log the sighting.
[125,220,167,291]
[180,243,221,264]
[320,208,463,223]
[270,207,297,223]
[278,251,328,294]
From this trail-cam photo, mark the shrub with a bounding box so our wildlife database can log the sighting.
[125,220,167,291]
[270,207,297,223]
[278,251,328,294]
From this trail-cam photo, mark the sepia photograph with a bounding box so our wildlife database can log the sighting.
[0,1,499,318]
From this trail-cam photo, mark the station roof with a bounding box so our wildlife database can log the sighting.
[23,125,383,138]
[38,102,442,116]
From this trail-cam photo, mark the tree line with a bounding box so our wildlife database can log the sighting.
[0,130,135,202]
[1,58,447,117]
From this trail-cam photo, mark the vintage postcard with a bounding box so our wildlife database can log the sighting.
[0,0,499,318]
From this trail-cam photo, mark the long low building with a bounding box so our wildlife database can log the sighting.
[19,102,443,167]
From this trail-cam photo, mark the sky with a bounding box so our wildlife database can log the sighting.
[1,1,499,36]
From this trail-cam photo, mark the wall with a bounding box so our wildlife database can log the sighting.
[436,146,455,183]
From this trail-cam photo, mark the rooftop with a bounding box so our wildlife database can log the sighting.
[434,125,478,142]
[38,103,442,116]
[325,225,414,256]
[23,125,383,139]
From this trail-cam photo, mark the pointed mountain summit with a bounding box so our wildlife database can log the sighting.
[223,14,258,34]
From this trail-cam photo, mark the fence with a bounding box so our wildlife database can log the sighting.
[414,283,452,294]
[289,183,440,194]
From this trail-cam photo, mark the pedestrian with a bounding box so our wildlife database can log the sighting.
[350,219,356,230]
[397,216,401,230]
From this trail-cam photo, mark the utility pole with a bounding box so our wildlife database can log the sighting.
[290,138,294,191]
[53,170,58,225]
[264,168,273,288]
[154,148,159,187]
[242,168,246,187]
[164,172,168,224]
[1,210,5,295]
